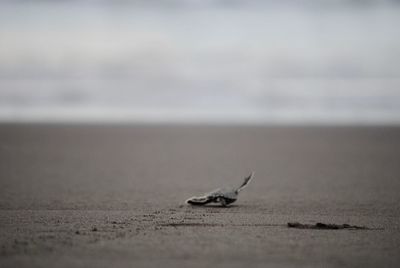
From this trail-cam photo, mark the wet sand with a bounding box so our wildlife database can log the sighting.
[0,124,399,267]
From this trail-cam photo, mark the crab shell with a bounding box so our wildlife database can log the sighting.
[208,188,238,201]
[186,172,254,207]
[188,188,239,206]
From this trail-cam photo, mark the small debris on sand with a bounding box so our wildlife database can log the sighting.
[75,230,80,235]
[91,227,98,232]
[287,222,369,230]
[186,172,254,207]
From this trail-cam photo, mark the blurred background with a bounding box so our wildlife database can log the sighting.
[0,0,399,124]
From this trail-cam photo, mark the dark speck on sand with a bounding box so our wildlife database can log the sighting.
[287,222,370,230]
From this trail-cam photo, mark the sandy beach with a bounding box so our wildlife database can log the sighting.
[0,124,399,267]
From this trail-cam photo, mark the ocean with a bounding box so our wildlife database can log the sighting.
[1,0,400,124]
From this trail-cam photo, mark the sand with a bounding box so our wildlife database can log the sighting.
[0,124,400,267]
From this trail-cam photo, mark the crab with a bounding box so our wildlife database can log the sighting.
[186,172,254,207]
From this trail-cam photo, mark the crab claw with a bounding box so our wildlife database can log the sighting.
[186,195,211,205]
